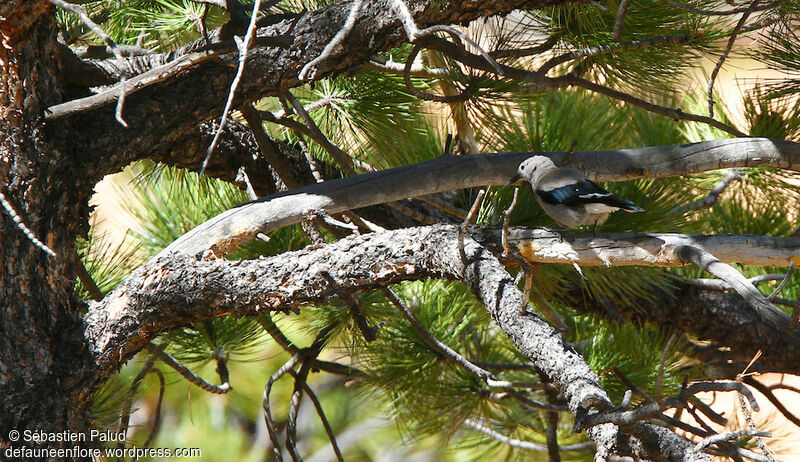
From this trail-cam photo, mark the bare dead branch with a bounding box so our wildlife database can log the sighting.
[695,429,771,451]
[46,50,221,121]
[673,245,787,326]
[490,229,800,268]
[673,168,742,214]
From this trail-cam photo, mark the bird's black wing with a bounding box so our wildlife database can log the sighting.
[537,180,641,210]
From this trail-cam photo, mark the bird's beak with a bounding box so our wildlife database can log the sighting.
[506,173,524,186]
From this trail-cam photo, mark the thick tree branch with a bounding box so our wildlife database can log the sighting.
[46,0,567,176]
[483,229,800,268]
[85,224,706,461]
[158,138,800,257]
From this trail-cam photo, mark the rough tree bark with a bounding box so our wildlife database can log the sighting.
[0,0,98,445]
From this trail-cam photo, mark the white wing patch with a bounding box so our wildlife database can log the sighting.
[578,193,612,200]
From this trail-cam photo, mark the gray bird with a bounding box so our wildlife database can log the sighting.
[508,156,643,230]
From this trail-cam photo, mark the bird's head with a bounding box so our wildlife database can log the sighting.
[506,156,557,186]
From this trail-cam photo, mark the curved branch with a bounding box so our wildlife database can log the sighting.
[158,138,800,257]
[84,225,707,461]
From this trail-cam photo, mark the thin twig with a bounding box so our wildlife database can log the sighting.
[0,190,57,257]
[365,54,449,78]
[285,326,335,462]
[144,343,232,394]
[502,188,520,257]
[464,419,593,452]
[299,0,363,81]
[459,189,485,267]
[612,366,655,404]
[286,360,312,462]
[201,0,262,176]
[735,382,776,462]
[258,314,299,354]
[263,353,302,462]
[240,105,301,189]
[489,35,559,59]
[421,35,747,137]
[709,0,760,117]
[666,0,781,16]
[118,355,157,446]
[417,195,468,220]
[767,262,793,301]
[379,287,565,405]
[141,368,166,448]
[673,168,742,214]
[301,382,345,462]
[521,271,533,314]
[73,249,104,301]
[283,90,356,174]
[612,0,632,41]
[656,333,678,401]
[576,381,759,430]
[346,296,377,342]
[539,34,691,75]
[743,377,800,427]
[403,43,472,103]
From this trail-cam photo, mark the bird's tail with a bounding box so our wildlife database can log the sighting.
[621,203,644,212]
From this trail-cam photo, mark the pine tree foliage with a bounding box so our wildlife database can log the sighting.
[57,0,800,459]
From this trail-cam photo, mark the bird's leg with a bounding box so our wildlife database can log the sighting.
[591,221,598,236]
